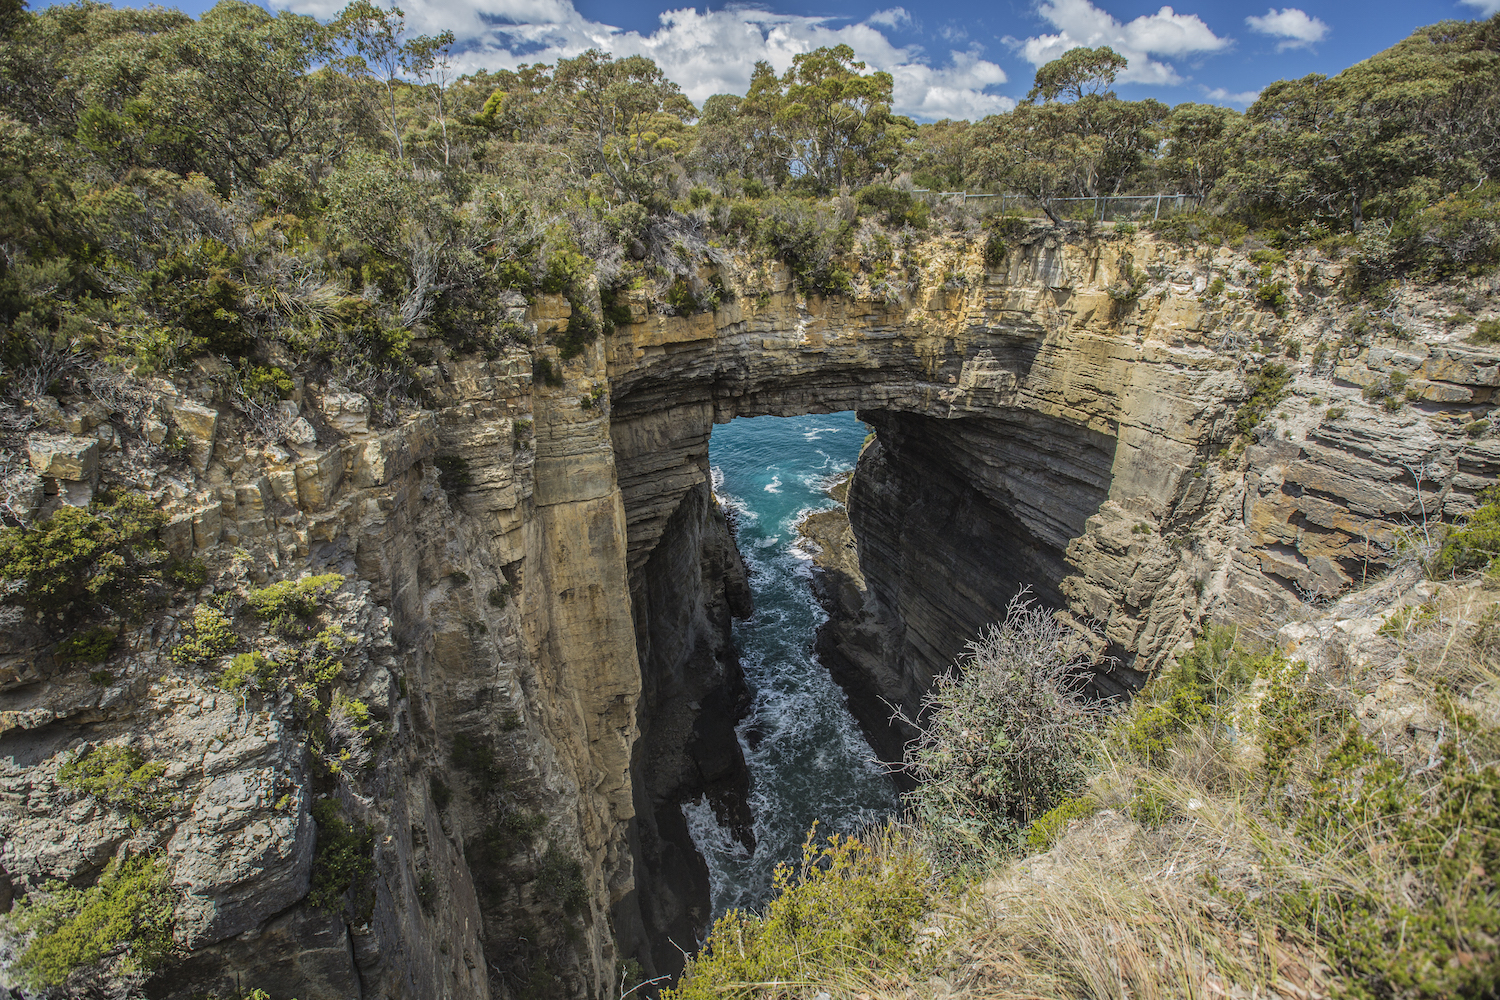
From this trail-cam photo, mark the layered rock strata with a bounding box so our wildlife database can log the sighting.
[1,226,1497,1000]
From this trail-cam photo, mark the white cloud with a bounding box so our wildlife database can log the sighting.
[1015,0,1230,87]
[1461,0,1500,15]
[866,7,912,29]
[1244,7,1329,50]
[1202,86,1261,104]
[270,0,1010,121]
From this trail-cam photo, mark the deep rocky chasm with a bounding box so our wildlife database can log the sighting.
[2,228,1497,1000]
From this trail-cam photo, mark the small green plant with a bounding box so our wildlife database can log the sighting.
[1468,419,1491,438]
[532,356,564,387]
[579,385,608,411]
[1234,363,1291,438]
[451,732,506,794]
[434,455,473,500]
[0,493,167,624]
[308,798,375,918]
[164,557,208,589]
[1256,279,1290,313]
[244,573,343,637]
[1206,276,1225,297]
[57,745,169,821]
[555,301,601,359]
[4,854,176,990]
[1026,794,1101,850]
[170,604,237,665]
[56,627,116,665]
[1362,371,1410,411]
[416,865,437,914]
[1431,486,1500,577]
[219,651,276,691]
[666,828,930,1000]
[1324,406,1346,422]
[488,582,515,607]
[1470,319,1500,344]
[534,845,589,916]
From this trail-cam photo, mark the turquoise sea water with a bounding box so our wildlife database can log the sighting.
[688,412,899,921]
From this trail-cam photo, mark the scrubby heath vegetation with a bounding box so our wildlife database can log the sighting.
[671,567,1500,1000]
[1,0,1499,405]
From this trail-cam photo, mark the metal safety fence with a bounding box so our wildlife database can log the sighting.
[911,190,1194,222]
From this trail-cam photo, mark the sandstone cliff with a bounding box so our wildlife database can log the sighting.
[1,225,1495,998]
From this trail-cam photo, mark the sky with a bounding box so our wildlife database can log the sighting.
[56,0,1499,120]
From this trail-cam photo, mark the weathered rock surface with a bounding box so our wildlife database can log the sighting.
[1,227,1497,999]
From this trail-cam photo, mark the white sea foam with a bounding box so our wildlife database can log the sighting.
[763,475,782,493]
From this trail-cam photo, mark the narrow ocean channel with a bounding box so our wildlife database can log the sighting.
[686,412,899,922]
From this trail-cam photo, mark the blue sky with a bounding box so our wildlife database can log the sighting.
[52,0,1498,119]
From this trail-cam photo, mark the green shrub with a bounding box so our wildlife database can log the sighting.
[219,651,276,691]
[1234,363,1291,438]
[554,301,600,360]
[667,829,930,1000]
[164,557,208,589]
[1432,487,1500,577]
[1026,794,1101,850]
[532,356,564,387]
[56,627,116,665]
[244,573,344,637]
[534,845,588,916]
[1472,319,1500,345]
[434,456,473,500]
[855,185,928,229]
[170,604,237,665]
[1119,629,1270,766]
[0,493,166,623]
[1256,279,1290,313]
[308,798,375,918]
[57,745,169,821]
[5,854,175,990]
[1362,370,1410,411]
[904,592,1104,867]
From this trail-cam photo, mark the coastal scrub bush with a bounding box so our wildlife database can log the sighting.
[55,626,116,664]
[1233,363,1291,438]
[309,798,375,919]
[0,493,166,624]
[1472,319,1500,345]
[57,745,169,822]
[169,604,237,665]
[1025,793,1101,850]
[244,573,344,637]
[534,845,588,916]
[218,651,276,691]
[666,827,931,1000]
[903,591,1105,868]
[434,456,473,500]
[5,854,176,991]
[1430,486,1500,578]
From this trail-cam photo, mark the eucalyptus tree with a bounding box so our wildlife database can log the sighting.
[975,48,1165,221]
[550,50,696,202]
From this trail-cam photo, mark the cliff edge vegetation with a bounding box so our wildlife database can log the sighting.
[672,539,1500,1000]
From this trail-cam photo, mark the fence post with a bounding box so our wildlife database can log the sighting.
[1154,192,1162,221]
